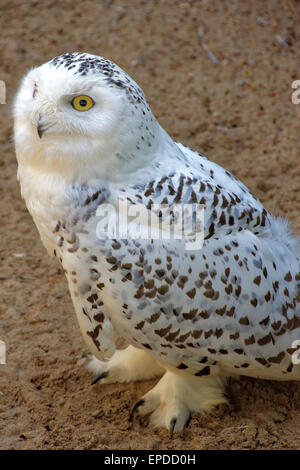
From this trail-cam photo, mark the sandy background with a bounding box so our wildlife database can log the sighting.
[1,0,300,450]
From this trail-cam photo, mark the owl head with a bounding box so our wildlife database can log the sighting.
[14,52,162,182]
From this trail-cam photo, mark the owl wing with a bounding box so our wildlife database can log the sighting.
[119,149,300,378]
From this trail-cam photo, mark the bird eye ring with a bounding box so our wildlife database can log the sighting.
[71,95,95,112]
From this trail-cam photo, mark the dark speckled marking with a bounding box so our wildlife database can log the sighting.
[50,52,148,108]
[43,53,300,385]
[194,366,210,376]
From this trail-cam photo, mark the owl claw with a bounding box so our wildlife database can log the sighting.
[129,371,226,434]
[91,370,109,385]
[169,418,177,439]
[129,399,145,422]
[81,348,91,358]
[185,414,192,428]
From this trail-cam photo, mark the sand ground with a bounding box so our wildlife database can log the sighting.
[1,0,300,450]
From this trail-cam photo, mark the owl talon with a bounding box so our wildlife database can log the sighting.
[91,371,108,385]
[129,399,145,422]
[169,418,177,439]
[81,348,91,358]
[132,370,227,433]
[185,414,192,429]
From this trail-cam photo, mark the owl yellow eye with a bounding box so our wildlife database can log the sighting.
[71,95,95,112]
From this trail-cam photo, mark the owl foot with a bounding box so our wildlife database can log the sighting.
[86,345,164,384]
[129,369,227,435]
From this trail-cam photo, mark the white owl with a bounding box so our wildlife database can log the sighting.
[14,52,300,436]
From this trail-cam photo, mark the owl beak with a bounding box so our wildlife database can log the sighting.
[37,114,45,139]
[37,124,44,139]
[37,114,54,139]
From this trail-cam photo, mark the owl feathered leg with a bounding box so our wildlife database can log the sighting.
[86,345,165,384]
[130,366,228,435]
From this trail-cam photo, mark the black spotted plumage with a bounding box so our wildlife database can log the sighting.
[14,52,300,434]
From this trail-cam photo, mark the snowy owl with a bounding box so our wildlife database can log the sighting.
[14,52,300,436]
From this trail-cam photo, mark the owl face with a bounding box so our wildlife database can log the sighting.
[14,53,158,181]
[14,55,132,143]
